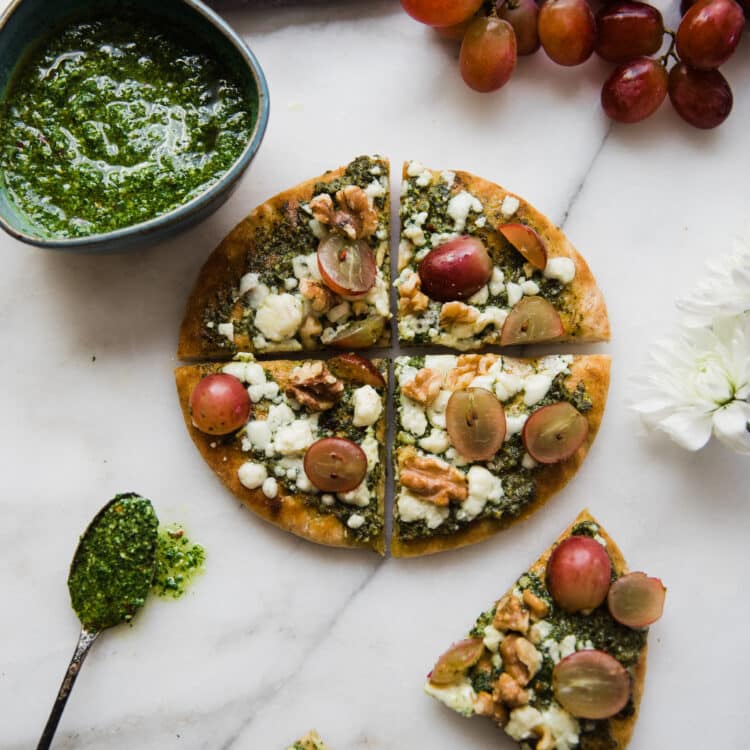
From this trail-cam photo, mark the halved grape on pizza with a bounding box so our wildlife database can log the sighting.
[175,354,387,552]
[425,509,665,750]
[395,161,609,350]
[392,353,610,557]
[179,155,391,359]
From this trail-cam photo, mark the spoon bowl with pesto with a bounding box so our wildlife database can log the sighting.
[0,0,269,252]
[37,493,158,750]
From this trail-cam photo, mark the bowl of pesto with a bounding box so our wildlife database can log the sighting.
[0,0,269,251]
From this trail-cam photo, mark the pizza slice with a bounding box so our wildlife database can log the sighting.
[286,731,329,750]
[425,510,666,750]
[179,155,391,359]
[395,161,609,350]
[392,353,609,557]
[175,353,387,553]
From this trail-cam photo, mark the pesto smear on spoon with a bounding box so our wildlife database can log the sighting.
[0,12,257,238]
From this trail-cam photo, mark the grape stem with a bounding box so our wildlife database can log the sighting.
[660,30,679,68]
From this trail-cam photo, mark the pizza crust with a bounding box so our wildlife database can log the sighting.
[175,360,387,553]
[391,355,611,557]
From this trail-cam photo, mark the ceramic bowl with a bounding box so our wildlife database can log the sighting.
[0,0,269,252]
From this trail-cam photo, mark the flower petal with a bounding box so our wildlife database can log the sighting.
[656,410,713,451]
[712,401,750,456]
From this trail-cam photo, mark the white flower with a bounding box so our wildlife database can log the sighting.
[676,235,750,327]
[633,315,750,454]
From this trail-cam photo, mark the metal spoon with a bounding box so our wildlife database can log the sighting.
[37,494,158,750]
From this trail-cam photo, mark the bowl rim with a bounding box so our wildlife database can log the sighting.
[0,0,270,250]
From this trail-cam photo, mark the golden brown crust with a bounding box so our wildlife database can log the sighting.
[391,356,611,558]
[175,359,386,553]
[400,163,610,346]
[178,158,390,360]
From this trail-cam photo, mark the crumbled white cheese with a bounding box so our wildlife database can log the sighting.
[506,282,523,307]
[397,489,449,528]
[540,703,580,750]
[217,322,234,342]
[238,461,267,490]
[522,453,538,470]
[353,385,383,427]
[364,179,386,201]
[361,435,380,469]
[501,195,520,218]
[489,267,505,297]
[505,706,543,741]
[447,190,482,232]
[416,170,432,187]
[254,293,304,342]
[321,494,335,506]
[338,482,371,508]
[467,285,489,305]
[247,283,270,309]
[594,534,607,547]
[284,277,298,290]
[222,362,247,381]
[403,223,426,247]
[401,397,428,436]
[441,170,455,186]
[458,466,503,522]
[494,372,523,402]
[407,160,425,177]
[275,418,316,455]
[239,272,260,295]
[521,280,540,296]
[423,355,457,376]
[524,374,553,406]
[419,428,451,454]
[398,239,414,269]
[347,513,366,529]
[559,634,577,661]
[424,679,476,718]
[309,218,327,239]
[244,420,272,452]
[363,271,390,317]
[248,381,280,403]
[327,301,351,323]
[475,216,486,228]
[266,403,295,430]
[262,477,278,499]
[444,446,469,467]
[529,619,553,645]
[505,413,528,438]
[370,164,381,176]
[397,363,419,387]
[483,625,504,653]
[544,256,576,284]
[427,389,452,428]
[469,374,495,392]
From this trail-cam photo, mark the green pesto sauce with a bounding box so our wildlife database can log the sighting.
[396,365,593,542]
[0,13,256,238]
[68,494,158,631]
[152,524,205,598]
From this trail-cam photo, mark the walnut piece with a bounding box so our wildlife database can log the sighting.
[285,361,343,411]
[475,691,509,726]
[402,368,443,406]
[398,270,430,315]
[299,315,322,349]
[523,590,550,621]
[439,301,479,329]
[445,354,498,390]
[493,594,530,635]
[535,726,555,750]
[399,448,467,506]
[493,672,529,708]
[500,635,542,687]
[300,279,335,314]
[309,185,378,240]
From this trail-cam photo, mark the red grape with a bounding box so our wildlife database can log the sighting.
[522,402,589,463]
[538,0,596,66]
[327,353,386,388]
[190,373,251,435]
[304,437,367,493]
[668,62,733,128]
[401,0,483,27]
[500,296,564,346]
[445,388,507,461]
[546,536,612,612]
[497,0,541,55]
[317,235,376,296]
[595,1,665,63]
[601,57,668,123]
[328,316,385,348]
[460,17,517,92]
[429,639,485,685]
[418,236,493,300]
[608,572,667,627]
[499,223,548,269]
[676,0,745,69]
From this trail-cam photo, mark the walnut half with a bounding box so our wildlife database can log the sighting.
[398,270,429,315]
[309,186,378,240]
[285,361,343,411]
[402,368,443,406]
[399,447,467,506]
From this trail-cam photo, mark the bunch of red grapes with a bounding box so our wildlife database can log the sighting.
[401,0,747,128]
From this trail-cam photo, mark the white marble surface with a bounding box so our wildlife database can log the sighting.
[2,1,750,748]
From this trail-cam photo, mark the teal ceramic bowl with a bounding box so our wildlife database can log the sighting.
[0,0,269,252]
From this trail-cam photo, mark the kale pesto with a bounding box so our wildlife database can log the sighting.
[0,12,256,238]
[68,494,158,631]
[152,525,206,598]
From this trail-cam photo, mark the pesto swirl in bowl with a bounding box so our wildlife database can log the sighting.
[0,12,257,239]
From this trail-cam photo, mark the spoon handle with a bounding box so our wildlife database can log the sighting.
[36,628,100,750]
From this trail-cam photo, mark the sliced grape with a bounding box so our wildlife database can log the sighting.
[676,0,745,70]
[429,638,485,686]
[499,223,548,269]
[500,297,564,346]
[327,353,386,388]
[553,650,632,719]
[668,62,733,128]
[304,437,368,493]
[327,316,385,349]
[608,572,666,627]
[497,0,541,55]
[401,0,483,27]
[538,0,596,66]
[419,236,493,301]
[445,388,507,461]
[546,535,612,612]
[317,235,377,297]
[523,402,588,464]
[460,17,517,92]
[595,1,665,63]
[189,373,251,435]
[601,57,668,124]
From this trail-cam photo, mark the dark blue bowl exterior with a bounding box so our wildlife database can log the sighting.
[0,0,269,253]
